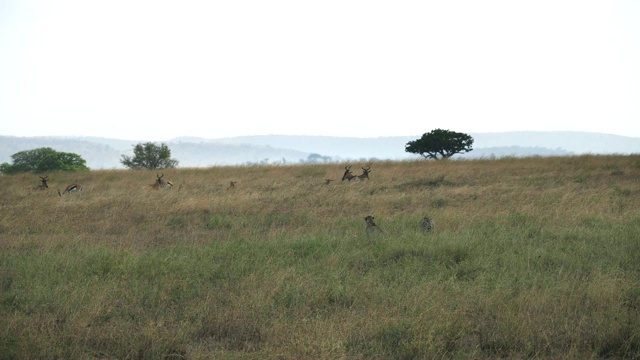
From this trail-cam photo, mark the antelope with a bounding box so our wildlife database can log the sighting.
[354,166,371,181]
[151,173,173,190]
[33,175,49,190]
[324,179,334,185]
[420,216,434,233]
[58,184,82,196]
[341,166,356,182]
[364,215,384,235]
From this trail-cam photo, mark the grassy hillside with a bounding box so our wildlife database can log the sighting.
[1,156,639,359]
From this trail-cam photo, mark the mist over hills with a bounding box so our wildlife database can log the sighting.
[1,131,639,169]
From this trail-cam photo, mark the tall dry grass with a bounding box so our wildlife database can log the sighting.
[1,155,639,359]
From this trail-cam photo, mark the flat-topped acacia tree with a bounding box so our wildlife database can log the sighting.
[405,129,474,160]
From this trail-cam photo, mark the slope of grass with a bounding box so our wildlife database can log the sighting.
[1,155,639,359]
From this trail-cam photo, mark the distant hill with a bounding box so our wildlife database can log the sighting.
[470,132,640,155]
[0,136,126,169]
[0,136,309,169]
[1,131,639,169]
[208,132,640,160]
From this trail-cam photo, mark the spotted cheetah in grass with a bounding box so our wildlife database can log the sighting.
[420,216,434,233]
[364,215,384,235]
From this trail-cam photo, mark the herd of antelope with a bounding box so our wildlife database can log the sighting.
[30,164,435,235]
[340,165,371,182]
[31,175,82,196]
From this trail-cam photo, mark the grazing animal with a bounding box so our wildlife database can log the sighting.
[33,176,49,190]
[58,184,82,196]
[324,179,334,185]
[229,181,237,189]
[364,215,384,235]
[151,173,173,189]
[420,216,434,233]
[342,166,356,182]
[354,166,371,181]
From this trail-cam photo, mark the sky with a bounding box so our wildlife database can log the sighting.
[1,0,639,141]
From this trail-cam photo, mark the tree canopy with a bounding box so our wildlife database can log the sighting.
[405,129,474,159]
[120,142,179,170]
[0,147,89,174]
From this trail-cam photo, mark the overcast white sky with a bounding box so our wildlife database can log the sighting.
[1,1,639,141]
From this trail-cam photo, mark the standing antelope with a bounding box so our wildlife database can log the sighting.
[354,166,371,181]
[151,173,173,190]
[420,216,434,233]
[364,215,384,235]
[58,184,82,196]
[33,176,49,190]
[342,166,356,182]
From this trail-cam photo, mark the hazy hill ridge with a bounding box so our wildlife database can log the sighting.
[1,131,639,169]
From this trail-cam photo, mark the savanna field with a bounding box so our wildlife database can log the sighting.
[1,156,640,359]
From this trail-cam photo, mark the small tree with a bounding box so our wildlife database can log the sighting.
[120,142,179,170]
[0,147,89,174]
[306,153,332,164]
[405,129,474,159]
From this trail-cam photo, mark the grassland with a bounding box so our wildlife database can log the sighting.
[1,155,639,359]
